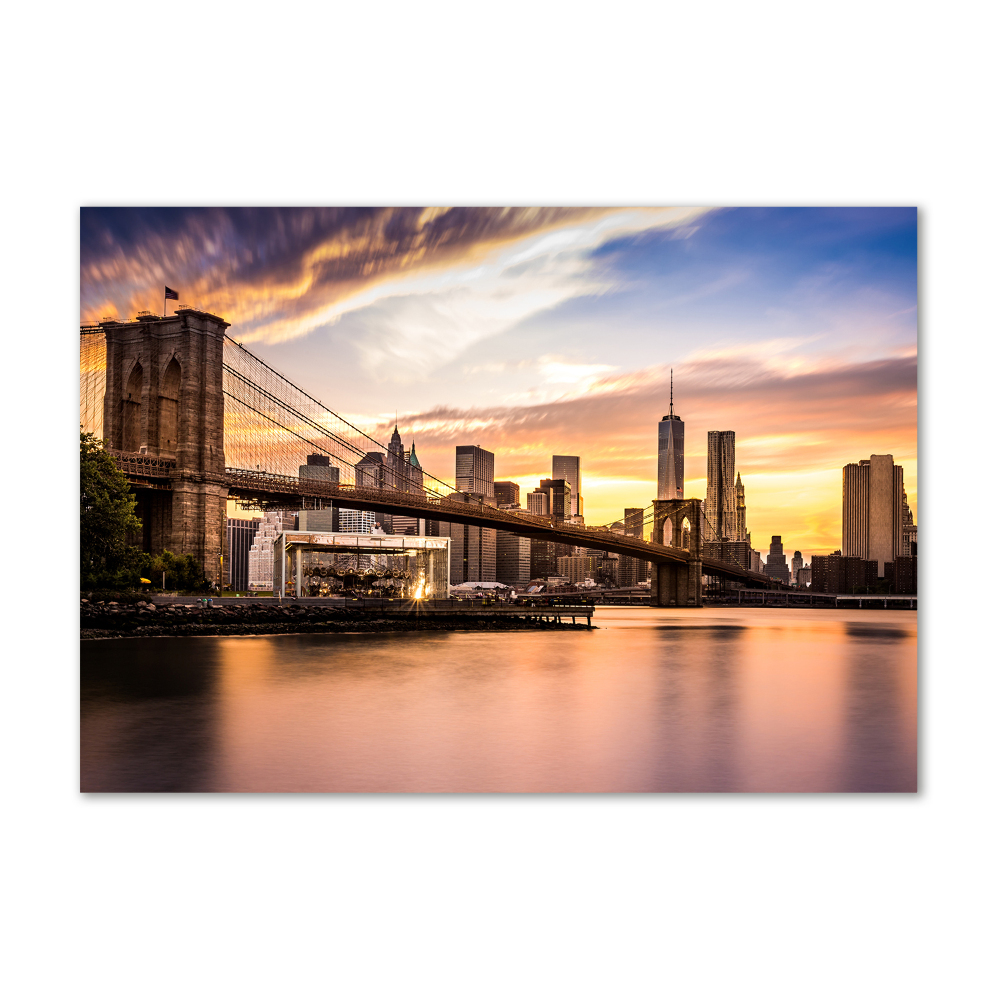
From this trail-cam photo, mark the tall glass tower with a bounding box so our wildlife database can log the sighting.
[706,430,736,540]
[657,370,684,499]
[552,455,581,516]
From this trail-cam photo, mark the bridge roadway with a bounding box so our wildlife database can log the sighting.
[224,467,774,586]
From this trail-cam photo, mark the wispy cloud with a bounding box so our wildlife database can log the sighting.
[81,207,710,358]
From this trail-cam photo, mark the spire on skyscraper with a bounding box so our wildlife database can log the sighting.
[657,369,684,500]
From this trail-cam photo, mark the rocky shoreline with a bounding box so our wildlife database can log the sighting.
[80,598,594,639]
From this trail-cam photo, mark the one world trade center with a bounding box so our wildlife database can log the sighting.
[657,370,684,499]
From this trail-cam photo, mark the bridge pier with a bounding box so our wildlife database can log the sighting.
[651,559,703,607]
[649,499,703,607]
[101,309,230,584]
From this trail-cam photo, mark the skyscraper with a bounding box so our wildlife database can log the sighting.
[901,488,917,555]
[533,479,572,521]
[765,536,790,585]
[657,370,684,500]
[735,472,747,542]
[494,481,520,506]
[392,441,426,535]
[552,456,582,516]
[444,446,496,582]
[225,516,261,592]
[496,531,531,586]
[843,455,905,577]
[791,550,803,586]
[448,519,496,583]
[456,445,494,497]
[706,430,736,540]
[386,424,406,489]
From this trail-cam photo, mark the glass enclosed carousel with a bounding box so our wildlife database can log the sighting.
[272,532,451,599]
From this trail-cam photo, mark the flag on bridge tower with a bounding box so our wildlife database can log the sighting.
[164,286,179,317]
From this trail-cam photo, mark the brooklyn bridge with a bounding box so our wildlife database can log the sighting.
[80,309,777,606]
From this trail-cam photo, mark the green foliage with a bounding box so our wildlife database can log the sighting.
[81,430,144,587]
[151,551,209,592]
[79,430,210,592]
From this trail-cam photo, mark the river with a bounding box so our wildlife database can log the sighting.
[80,606,917,792]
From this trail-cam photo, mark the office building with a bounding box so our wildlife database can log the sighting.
[657,370,685,500]
[557,555,597,584]
[618,507,648,586]
[735,472,747,541]
[355,451,387,488]
[791,550,803,586]
[339,509,377,533]
[298,508,339,532]
[299,454,339,495]
[893,556,917,594]
[765,535,790,585]
[436,447,495,574]
[811,553,878,594]
[386,424,407,490]
[706,430,737,540]
[527,491,549,516]
[496,530,531,586]
[532,479,572,521]
[494,481,520,506]
[902,488,918,555]
[225,516,261,592]
[447,503,496,583]
[843,455,906,577]
[392,441,426,535]
[456,445,494,497]
[552,456,583,516]
[437,447,496,578]
[530,538,557,579]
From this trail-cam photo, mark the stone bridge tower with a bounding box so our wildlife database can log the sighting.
[101,309,230,582]
[651,498,703,606]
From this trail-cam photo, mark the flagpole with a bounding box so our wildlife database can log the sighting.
[163,288,167,318]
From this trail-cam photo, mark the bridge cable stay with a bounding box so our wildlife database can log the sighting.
[80,326,107,441]
[221,336,460,500]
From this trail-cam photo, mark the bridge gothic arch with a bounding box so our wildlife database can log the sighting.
[122,361,143,453]
[651,498,703,606]
[157,356,182,456]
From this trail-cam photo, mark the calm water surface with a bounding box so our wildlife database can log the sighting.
[80,607,918,792]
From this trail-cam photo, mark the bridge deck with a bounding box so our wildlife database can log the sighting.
[223,467,771,584]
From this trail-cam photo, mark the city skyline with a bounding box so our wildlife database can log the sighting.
[82,207,918,556]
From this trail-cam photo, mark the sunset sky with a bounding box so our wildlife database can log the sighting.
[80,206,917,558]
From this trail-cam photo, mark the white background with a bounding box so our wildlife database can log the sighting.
[2,1,997,997]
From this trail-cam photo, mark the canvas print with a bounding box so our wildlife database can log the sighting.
[80,207,917,792]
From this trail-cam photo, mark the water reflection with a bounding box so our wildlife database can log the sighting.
[81,638,222,791]
[841,623,915,791]
[80,608,917,792]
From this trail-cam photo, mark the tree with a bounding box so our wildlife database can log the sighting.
[80,430,144,587]
[151,551,208,592]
